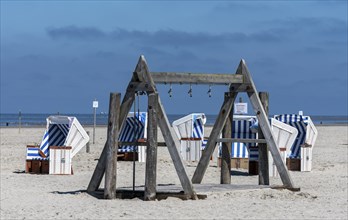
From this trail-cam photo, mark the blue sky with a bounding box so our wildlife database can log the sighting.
[1,1,347,116]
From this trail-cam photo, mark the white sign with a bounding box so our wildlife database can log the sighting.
[234,103,248,114]
[93,101,99,108]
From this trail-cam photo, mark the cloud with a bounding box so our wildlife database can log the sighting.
[46,26,286,48]
[46,25,106,40]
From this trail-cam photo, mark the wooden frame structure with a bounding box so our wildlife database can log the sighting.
[87,55,296,201]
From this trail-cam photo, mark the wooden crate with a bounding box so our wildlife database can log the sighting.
[25,160,49,174]
[248,161,259,175]
[118,152,138,161]
[41,160,49,174]
[286,158,301,171]
[218,158,249,170]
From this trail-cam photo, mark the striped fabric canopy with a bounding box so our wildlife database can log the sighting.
[274,114,308,158]
[230,117,257,159]
[40,124,70,156]
[214,117,257,159]
[118,112,147,153]
[192,117,204,139]
[27,123,70,160]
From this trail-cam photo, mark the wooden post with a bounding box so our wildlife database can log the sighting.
[144,93,158,201]
[220,93,235,184]
[258,92,269,185]
[104,93,120,199]
[156,97,197,199]
[239,59,295,188]
[192,92,235,184]
[86,131,90,153]
[88,87,135,192]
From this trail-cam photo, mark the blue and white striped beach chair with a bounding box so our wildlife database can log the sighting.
[118,112,147,162]
[274,113,318,171]
[217,116,257,159]
[26,116,90,174]
[26,120,71,160]
[215,115,257,171]
[172,113,206,161]
[274,114,308,159]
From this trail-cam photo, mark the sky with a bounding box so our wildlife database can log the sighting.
[1,0,347,116]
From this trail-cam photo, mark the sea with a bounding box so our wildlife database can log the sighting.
[0,113,347,127]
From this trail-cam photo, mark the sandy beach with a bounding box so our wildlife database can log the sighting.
[1,125,347,219]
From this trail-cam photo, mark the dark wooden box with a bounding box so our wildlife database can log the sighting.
[286,158,301,171]
[41,160,49,174]
[248,160,259,175]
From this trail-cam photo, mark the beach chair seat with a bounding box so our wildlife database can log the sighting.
[172,113,206,161]
[118,112,147,162]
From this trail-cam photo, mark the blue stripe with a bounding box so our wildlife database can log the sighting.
[118,113,146,152]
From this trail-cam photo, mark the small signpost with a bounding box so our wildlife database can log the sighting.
[93,99,98,144]
[234,102,248,115]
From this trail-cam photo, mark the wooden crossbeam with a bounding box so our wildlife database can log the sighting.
[217,138,267,143]
[150,72,244,85]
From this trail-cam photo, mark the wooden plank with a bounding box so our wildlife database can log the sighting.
[238,59,295,188]
[119,141,167,146]
[135,55,197,200]
[192,92,235,184]
[104,93,120,199]
[150,72,244,85]
[144,93,158,201]
[87,142,108,192]
[88,85,136,192]
[258,92,269,185]
[217,138,267,143]
[221,93,235,184]
[156,96,197,199]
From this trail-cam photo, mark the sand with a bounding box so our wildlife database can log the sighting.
[1,125,347,219]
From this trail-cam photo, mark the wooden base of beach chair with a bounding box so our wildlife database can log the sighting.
[117,152,138,161]
[286,158,301,171]
[248,160,259,175]
[25,160,49,174]
[218,158,249,170]
[41,160,49,174]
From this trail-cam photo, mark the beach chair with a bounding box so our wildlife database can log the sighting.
[25,116,90,174]
[274,114,318,171]
[172,113,206,161]
[219,116,298,176]
[229,115,257,171]
[118,112,147,162]
[267,118,298,176]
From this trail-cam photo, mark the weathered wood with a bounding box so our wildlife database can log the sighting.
[104,93,120,199]
[87,143,107,192]
[192,92,235,184]
[88,80,136,192]
[217,138,267,143]
[258,92,269,185]
[144,93,158,201]
[238,59,295,188]
[156,96,198,199]
[131,55,198,199]
[150,72,244,85]
[87,57,153,193]
[119,141,167,146]
[221,93,234,184]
